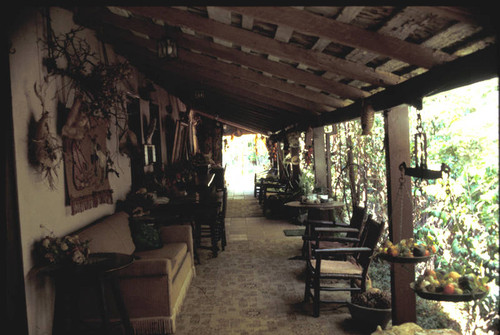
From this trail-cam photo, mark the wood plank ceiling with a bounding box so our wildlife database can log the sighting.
[71,6,497,134]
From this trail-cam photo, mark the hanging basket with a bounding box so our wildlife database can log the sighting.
[361,103,375,135]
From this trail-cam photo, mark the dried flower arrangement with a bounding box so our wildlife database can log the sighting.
[43,26,131,124]
[41,22,131,177]
[351,287,392,309]
[36,228,90,266]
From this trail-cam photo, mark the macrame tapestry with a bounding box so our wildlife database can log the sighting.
[63,116,113,215]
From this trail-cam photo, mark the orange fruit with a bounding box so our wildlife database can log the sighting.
[443,283,455,295]
[424,249,430,256]
[389,246,399,257]
[424,269,436,278]
[431,245,437,253]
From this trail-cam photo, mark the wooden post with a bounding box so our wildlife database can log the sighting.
[325,132,332,198]
[384,105,416,325]
[291,145,300,185]
[312,126,327,192]
[311,126,329,221]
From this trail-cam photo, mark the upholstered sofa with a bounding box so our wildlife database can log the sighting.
[76,211,195,334]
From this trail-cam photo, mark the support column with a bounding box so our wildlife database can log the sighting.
[312,126,327,192]
[312,126,329,220]
[384,106,416,325]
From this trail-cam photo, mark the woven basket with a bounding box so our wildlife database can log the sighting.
[361,103,375,135]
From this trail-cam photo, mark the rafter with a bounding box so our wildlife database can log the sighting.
[76,8,368,100]
[176,49,345,108]
[120,6,403,87]
[223,7,456,68]
[79,11,338,114]
[314,45,498,127]
[173,32,367,100]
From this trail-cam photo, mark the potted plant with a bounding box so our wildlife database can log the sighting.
[347,287,392,331]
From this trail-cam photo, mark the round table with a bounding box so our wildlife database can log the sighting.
[285,200,345,258]
[284,200,344,210]
[50,252,134,335]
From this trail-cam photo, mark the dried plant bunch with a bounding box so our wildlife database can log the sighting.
[351,288,392,309]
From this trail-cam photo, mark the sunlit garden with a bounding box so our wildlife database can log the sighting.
[315,78,499,334]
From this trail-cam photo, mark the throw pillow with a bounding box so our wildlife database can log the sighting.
[129,218,163,251]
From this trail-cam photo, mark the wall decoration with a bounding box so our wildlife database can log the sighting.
[171,120,189,164]
[29,82,63,189]
[119,128,140,158]
[144,144,156,166]
[30,111,63,189]
[61,92,88,140]
[40,16,132,211]
[63,116,113,215]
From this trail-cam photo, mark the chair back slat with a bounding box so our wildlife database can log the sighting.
[346,206,367,241]
[357,216,385,268]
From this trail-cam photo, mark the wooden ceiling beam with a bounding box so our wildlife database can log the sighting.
[121,6,403,87]
[75,7,368,100]
[223,7,456,69]
[92,28,295,133]
[173,32,367,100]
[162,69,306,124]
[193,109,267,135]
[175,48,345,108]
[89,20,327,115]
[162,75,281,133]
[345,7,436,67]
[89,20,349,109]
[198,93,299,133]
[313,45,498,127]
[162,58,323,115]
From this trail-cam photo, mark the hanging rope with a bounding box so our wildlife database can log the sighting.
[397,164,406,242]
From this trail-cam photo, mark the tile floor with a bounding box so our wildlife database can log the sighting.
[174,187,358,335]
[224,188,299,242]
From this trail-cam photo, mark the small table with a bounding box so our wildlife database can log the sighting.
[50,252,134,335]
[284,200,345,211]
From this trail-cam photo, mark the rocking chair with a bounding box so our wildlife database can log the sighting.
[303,215,385,317]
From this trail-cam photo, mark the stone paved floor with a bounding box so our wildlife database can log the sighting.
[173,189,360,335]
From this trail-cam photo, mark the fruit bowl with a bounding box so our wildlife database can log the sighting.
[412,269,490,302]
[412,287,488,302]
[378,253,432,264]
[377,238,436,263]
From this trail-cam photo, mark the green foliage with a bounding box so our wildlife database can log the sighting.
[331,78,498,334]
[416,298,462,332]
[411,78,499,335]
[329,115,388,223]
[298,170,315,196]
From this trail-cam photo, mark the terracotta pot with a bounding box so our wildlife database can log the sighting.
[347,302,392,331]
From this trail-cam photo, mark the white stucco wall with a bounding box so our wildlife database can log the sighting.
[8,7,176,334]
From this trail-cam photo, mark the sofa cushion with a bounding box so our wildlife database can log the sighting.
[134,242,188,277]
[78,211,135,255]
[129,218,162,251]
[118,258,170,277]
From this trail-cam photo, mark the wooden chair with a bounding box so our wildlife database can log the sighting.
[302,205,367,257]
[254,173,262,198]
[303,216,385,317]
[217,187,228,251]
[194,198,223,258]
